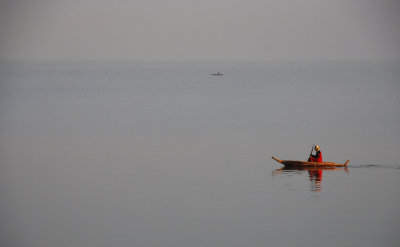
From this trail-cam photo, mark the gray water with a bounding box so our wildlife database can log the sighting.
[1,61,399,247]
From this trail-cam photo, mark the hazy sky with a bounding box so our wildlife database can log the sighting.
[1,0,399,61]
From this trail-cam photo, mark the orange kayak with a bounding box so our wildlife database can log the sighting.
[272,156,349,167]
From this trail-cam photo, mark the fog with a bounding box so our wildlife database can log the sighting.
[1,0,399,61]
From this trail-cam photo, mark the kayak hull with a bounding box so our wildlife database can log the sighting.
[272,156,349,167]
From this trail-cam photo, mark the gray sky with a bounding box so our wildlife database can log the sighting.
[1,0,399,61]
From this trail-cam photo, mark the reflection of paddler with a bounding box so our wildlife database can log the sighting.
[308,169,322,192]
[308,170,322,192]
[307,168,323,192]
[271,166,348,192]
[308,169,323,182]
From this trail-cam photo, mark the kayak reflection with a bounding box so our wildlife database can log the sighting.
[272,166,349,192]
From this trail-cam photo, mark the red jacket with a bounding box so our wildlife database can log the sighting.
[308,150,323,162]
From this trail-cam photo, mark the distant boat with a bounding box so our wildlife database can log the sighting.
[272,156,349,167]
[210,72,223,76]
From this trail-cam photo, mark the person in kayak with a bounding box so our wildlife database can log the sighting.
[308,145,323,162]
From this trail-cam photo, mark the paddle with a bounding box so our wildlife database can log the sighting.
[308,144,314,161]
[310,144,315,156]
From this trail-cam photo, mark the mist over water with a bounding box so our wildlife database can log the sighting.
[1,61,399,247]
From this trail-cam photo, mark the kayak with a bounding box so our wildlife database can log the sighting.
[272,156,349,167]
[274,166,348,172]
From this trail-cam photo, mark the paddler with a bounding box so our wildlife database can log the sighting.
[308,145,323,162]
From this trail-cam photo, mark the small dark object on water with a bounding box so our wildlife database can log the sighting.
[211,72,223,76]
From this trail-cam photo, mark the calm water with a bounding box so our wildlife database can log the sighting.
[1,61,399,247]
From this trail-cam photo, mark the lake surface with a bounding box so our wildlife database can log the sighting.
[1,61,399,247]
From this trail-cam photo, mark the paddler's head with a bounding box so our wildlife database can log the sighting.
[315,145,320,151]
